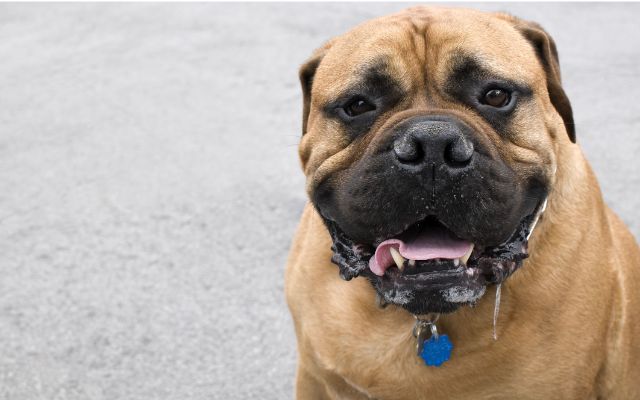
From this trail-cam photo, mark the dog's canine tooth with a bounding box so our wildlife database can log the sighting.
[408,259,416,267]
[453,259,460,267]
[461,245,474,265]
[389,247,406,271]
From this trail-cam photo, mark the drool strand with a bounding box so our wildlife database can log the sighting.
[493,283,502,340]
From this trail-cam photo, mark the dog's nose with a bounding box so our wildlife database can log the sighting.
[392,116,474,168]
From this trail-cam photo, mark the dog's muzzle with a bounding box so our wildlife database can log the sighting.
[313,114,548,315]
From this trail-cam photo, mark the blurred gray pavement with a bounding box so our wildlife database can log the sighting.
[0,3,638,399]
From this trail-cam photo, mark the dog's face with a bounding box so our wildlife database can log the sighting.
[298,7,575,315]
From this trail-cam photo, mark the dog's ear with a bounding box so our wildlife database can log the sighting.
[508,18,576,143]
[299,42,332,135]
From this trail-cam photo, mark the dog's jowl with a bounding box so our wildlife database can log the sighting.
[286,7,640,400]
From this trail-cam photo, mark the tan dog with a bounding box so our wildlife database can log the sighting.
[286,7,640,399]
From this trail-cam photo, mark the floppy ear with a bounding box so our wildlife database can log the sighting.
[513,20,576,143]
[299,43,331,135]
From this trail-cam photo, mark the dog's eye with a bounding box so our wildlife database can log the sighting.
[482,89,511,108]
[343,98,376,117]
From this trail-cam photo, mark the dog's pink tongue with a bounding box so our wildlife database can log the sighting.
[369,225,473,276]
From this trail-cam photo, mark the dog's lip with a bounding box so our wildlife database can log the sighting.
[367,220,475,277]
[358,198,545,278]
[368,245,521,282]
[325,197,547,287]
[363,197,545,253]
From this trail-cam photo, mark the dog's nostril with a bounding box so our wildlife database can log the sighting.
[393,135,422,163]
[445,137,474,166]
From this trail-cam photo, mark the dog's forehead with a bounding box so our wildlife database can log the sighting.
[313,8,543,101]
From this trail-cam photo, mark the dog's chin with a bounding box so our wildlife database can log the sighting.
[364,263,488,315]
[323,200,547,315]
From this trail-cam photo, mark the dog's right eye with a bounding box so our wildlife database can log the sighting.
[343,98,376,117]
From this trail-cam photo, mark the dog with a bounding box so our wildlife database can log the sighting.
[285,7,640,399]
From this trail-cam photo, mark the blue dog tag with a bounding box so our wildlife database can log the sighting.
[420,334,453,367]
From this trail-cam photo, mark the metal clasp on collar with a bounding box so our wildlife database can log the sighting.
[412,313,439,356]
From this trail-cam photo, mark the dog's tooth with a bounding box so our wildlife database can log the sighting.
[461,245,474,265]
[389,247,405,271]
[408,259,416,267]
[453,259,460,267]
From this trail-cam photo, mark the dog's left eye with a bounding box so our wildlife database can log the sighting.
[343,98,376,117]
[481,88,511,108]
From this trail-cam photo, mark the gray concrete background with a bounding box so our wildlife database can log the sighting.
[0,3,638,399]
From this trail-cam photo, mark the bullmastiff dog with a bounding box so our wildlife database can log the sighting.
[285,7,640,399]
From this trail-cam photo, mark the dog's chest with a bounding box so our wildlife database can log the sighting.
[303,308,597,400]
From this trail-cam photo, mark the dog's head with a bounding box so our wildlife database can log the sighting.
[298,7,574,315]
